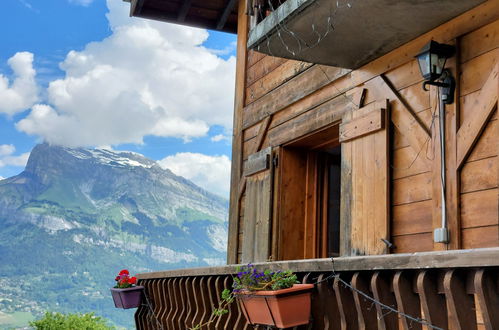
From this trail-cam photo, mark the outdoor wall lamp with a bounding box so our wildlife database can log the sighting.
[415,40,456,104]
[415,40,457,244]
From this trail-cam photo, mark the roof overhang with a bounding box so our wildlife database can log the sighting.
[248,0,486,68]
[124,0,239,34]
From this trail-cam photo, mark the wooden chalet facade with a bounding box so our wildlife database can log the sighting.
[125,0,499,329]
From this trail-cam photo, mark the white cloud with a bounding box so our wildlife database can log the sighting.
[1,152,30,167]
[210,134,230,142]
[0,144,30,168]
[16,0,236,147]
[0,144,16,156]
[68,0,94,6]
[158,152,231,198]
[209,41,237,56]
[0,52,39,115]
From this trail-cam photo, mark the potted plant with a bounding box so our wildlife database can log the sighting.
[233,264,314,328]
[110,269,144,309]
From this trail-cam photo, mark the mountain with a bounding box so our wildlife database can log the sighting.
[0,143,229,328]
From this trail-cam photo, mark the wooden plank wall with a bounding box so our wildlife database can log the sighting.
[230,1,499,261]
[458,20,499,249]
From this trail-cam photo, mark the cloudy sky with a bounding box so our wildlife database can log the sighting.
[0,0,236,197]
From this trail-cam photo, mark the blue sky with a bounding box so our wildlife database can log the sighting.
[0,0,237,197]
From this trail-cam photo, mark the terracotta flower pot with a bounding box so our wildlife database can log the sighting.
[110,286,144,309]
[236,284,314,328]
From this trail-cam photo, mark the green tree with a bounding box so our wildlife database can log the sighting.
[30,312,115,330]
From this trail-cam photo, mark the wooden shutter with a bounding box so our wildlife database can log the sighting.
[241,147,273,263]
[340,100,390,256]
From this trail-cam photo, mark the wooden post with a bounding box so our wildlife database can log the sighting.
[227,0,249,264]
[445,41,461,250]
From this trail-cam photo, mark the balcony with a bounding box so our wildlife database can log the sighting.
[134,248,499,329]
[247,0,486,68]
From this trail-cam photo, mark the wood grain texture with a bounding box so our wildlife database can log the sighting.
[277,148,308,260]
[379,75,431,162]
[417,270,448,330]
[268,92,353,147]
[351,272,377,330]
[246,55,286,86]
[460,49,498,97]
[461,189,498,229]
[457,63,498,168]
[227,0,249,264]
[246,49,265,68]
[460,20,499,63]
[339,107,385,143]
[392,146,431,180]
[243,146,271,176]
[340,119,353,256]
[392,200,433,236]
[392,172,432,205]
[247,115,272,155]
[334,275,359,330]
[467,117,498,162]
[245,60,312,105]
[243,66,351,129]
[474,269,499,330]
[241,170,272,262]
[460,157,498,193]
[444,269,478,330]
[392,233,434,253]
[445,53,461,251]
[462,226,499,249]
[393,271,422,330]
[344,100,390,255]
[371,272,398,330]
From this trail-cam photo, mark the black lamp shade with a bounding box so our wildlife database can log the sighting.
[415,41,455,82]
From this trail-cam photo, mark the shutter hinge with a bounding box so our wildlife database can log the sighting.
[272,154,278,168]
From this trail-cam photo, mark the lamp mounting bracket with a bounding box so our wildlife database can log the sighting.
[422,69,455,104]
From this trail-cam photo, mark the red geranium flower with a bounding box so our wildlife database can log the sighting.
[114,269,137,288]
[119,269,129,275]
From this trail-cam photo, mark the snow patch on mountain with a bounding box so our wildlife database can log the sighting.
[64,147,156,169]
[207,224,228,252]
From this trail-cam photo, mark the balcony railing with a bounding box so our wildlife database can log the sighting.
[135,248,499,329]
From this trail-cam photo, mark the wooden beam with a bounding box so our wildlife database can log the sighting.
[444,50,460,251]
[379,75,432,169]
[346,87,367,109]
[136,247,499,279]
[217,0,238,30]
[227,0,248,265]
[177,0,192,22]
[237,178,246,201]
[249,115,272,155]
[456,63,498,168]
[130,0,145,16]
